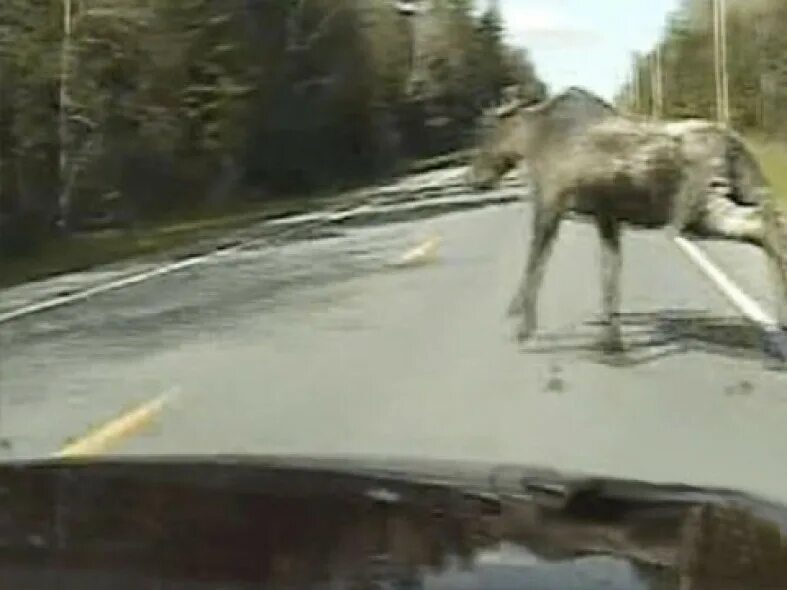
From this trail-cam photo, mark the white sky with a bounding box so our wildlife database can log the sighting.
[491,0,681,100]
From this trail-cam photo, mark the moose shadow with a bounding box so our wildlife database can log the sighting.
[520,309,785,370]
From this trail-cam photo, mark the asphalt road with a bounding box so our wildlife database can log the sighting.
[1,167,786,502]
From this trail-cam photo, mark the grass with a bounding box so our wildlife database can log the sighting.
[746,137,787,203]
[0,198,318,290]
[0,150,474,289]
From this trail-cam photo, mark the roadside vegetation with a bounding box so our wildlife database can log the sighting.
[0,201,303,288]
[748,140,787,203]
[0,147,460,289]
[0,0,546,286]
[6,0,786,289]
[619,0,787,134]
[616,0,787,204]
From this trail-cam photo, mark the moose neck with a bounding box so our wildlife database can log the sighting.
[519,116,561,167]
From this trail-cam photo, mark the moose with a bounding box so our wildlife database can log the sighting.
[467,87,787,353]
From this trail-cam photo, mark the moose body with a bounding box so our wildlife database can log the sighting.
[468,87,787,352]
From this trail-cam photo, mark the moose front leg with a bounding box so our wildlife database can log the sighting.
[508,181,542,317]
[511,204,563,342]
[596,215,624,353]
[507,202,540,318]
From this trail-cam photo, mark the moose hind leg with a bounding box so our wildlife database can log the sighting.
[763,206,787,330]
[596,215,624,353]
[513,207,562,342]
[695,194,765,244]
[767,256,787,330]
[699,195,787,329]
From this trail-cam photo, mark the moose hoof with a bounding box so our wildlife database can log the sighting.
[599,335,625,355]
[516,321,536,343]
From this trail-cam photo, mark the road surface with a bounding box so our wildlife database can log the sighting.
[1,167,786,502]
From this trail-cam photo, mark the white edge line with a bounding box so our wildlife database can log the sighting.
[673,237,776,328]
[0,207,336,324]
[0,253,219,324]
[0,188,507,325]
[394,236,441,266]
[675,237,787,359]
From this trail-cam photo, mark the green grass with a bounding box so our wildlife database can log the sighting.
[0,199,316,289]
[1,149,481,290]
[747,137,787,203]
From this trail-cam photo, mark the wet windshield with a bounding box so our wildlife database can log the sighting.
[1,0,787,553]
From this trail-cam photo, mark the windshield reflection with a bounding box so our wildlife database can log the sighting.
[0,461,786,589]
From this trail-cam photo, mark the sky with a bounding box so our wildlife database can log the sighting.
[491,0,680,100]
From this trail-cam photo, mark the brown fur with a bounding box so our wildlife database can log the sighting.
[468,88,787,352]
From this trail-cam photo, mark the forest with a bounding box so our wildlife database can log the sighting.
[619,0,787,136]
[0,0,546,259]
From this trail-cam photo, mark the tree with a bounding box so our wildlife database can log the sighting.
[1,0,547,257]
[623,0,787,139]
[0,0,62,251]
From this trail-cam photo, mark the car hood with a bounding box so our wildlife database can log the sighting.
[1,454,786,589]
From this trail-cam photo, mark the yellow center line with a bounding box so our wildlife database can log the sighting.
[54,389,177,458]
[53,237,440,457]
[394,235,441,267]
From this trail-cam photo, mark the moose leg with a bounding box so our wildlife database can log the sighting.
[513,205,562,342]
[696,195,787,330]
[508,202,543,317]
[596,215,623,352]
[763,204,787,330]
[767,256,787,329]
[696,194,765,244]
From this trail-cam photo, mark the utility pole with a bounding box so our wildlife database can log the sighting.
[713,0,730,124]
[657,45,664,118]
[627,72,636,115]
[57,0,73,232]
[650,45,663,119]
[720,0,730,124]
[395,1,431,99]
[632,52,641,115]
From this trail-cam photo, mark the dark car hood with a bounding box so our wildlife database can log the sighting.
[1,454,786,589]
